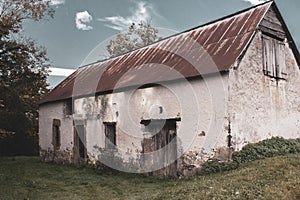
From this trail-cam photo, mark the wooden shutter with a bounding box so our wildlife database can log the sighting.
[263,36,275,77]
[275,41,287,79]
[262,35,286,79]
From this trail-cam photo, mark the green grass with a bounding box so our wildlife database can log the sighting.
[0,155,299,200]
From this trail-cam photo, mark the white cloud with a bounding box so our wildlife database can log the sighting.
[49,67,75,76]
[243,0,268,5]
[49,0,65,6]
[75,11,93,31]
[98,1,156,31]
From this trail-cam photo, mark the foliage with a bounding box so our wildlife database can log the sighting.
[200,137,300,174]
[0,0,54,155]
[0,0,54,37]
[233,137,300,164]
[106,22,160,57]
[0,154,299,199]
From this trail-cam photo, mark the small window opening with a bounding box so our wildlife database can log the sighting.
[52,119,61,150]
[104,122,116,149]
[64,99,73,115]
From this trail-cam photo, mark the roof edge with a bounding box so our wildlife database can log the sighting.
[270,1,300,66]
[231,1,273,70]
[39,70,230,106]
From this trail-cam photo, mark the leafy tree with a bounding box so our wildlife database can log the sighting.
[0,0,54,155]
[106,22,160,57]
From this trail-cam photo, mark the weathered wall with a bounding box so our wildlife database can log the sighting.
[228,30,300,151]
[39,102,73,162]
[71,74,229,175]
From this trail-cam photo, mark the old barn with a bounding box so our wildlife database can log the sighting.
[39,1,300,176]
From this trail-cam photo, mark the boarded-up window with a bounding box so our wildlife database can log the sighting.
[262,35,287,79]
[52,119,61,150]
[104,123,116,149]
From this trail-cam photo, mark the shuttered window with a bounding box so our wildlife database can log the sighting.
[262,35,287,79]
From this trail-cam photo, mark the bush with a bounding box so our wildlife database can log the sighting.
[200,137,300,175]
[233,137,300,164]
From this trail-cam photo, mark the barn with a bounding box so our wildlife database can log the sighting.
[39,1,300,177]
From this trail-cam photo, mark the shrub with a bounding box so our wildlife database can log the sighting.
[232,137,300,164]
[200,137,300,175]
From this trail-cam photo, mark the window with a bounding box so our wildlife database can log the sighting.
[64,99,73,115]
[104,122,116,149]
[262,35,287,79]
[52,119,61,150]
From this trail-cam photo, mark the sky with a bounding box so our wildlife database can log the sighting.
[23,0,300,87]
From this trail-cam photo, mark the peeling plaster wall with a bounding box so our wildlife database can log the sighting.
[71,74,229,172]
[39,102,73,162]
[228,31,300,151]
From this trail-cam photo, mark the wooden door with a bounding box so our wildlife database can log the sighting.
[73,124,87,163]
[142,119,177,177]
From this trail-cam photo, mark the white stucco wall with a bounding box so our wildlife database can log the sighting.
[71,74,229,167]
[228,31,300,151]
[39,102,74,159]
[39,71,229,169]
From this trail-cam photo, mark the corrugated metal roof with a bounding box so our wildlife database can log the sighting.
[40,2,273,104]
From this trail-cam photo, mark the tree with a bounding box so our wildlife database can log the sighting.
[0,0,54,155]
[106,22,160,57]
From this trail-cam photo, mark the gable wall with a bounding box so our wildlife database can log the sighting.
[259,6,285,39]
[228,30,300,151]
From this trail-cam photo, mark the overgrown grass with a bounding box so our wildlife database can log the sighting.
[0,154,299,199]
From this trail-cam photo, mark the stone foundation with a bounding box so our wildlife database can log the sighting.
[40,148,73,164]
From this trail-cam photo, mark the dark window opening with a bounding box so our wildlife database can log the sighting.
[104,122,116,149]
[52,119,61,150]
[64,99,73,115]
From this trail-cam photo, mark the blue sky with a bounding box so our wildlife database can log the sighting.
[23,0,300,87]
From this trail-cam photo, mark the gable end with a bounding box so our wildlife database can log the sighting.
[258,3,300,67]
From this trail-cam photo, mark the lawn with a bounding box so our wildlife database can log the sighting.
[0,154,299,200]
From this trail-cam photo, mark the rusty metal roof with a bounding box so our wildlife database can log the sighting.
[40,2,273,105]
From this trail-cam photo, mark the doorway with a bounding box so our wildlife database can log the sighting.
[141,119,178,177]
[73,124,87,163]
